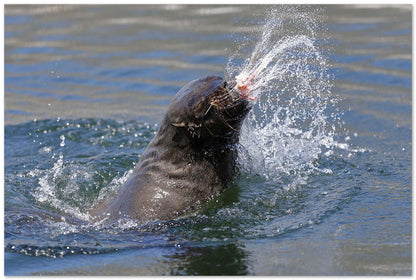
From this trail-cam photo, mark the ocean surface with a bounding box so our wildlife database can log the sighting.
[4,5,412,276]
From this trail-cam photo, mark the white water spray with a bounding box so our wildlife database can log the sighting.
[226,6,344,188]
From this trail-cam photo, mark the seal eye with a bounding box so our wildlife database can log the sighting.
[172,130,184,143]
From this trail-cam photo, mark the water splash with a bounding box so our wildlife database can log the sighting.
[226,6,344,188]
[27,119,148,223]
[31,152,94,221]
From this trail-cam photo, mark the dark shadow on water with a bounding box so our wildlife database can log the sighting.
[168,243,249,276]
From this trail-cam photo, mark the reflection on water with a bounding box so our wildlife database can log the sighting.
[169,244,249,276]
[4,4,412,276]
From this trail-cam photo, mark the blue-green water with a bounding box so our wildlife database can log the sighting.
[4,5,412,275]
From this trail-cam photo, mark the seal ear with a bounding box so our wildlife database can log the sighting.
[171,122,186,128]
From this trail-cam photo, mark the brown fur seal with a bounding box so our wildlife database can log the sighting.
[90,76,252,223]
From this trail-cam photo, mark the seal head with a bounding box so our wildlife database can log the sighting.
[167,76,251,148]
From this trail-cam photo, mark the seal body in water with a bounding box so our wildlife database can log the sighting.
[91,76,252,223]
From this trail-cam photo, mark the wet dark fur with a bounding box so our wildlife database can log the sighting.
[90,76,252,222]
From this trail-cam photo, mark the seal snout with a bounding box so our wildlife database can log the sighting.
[209,78,249,112]
[209,83,234,111]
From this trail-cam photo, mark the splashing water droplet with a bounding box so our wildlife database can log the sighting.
[226,6,343,189]
[59,135,66,147]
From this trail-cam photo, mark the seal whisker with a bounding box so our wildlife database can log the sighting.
[218,113,237,131]
[201,117,214,136]
[204,104,213,116]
